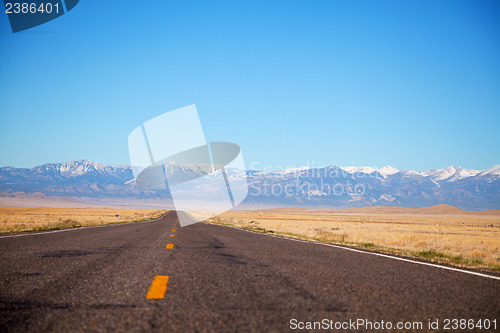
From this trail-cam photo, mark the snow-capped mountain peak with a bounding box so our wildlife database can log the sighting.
[340,166,377,174]
[377,165,399,177]
[433,166,460,181]
[399,169,421,176]
[58,160,113,176]
[450,166,480,181]
[278,167,310,174]
[478,164,500,177]
[29,160,130,179]
[419,166,480,182]
[341,165,400,178]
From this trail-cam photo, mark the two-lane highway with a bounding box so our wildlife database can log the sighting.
[1,211,499,332]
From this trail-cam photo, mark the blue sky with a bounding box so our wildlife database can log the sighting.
[1,0,499,171]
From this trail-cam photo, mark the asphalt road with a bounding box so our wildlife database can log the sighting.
[0,211,499,332]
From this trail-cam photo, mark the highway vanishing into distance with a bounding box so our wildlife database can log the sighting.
[1,211,499,332]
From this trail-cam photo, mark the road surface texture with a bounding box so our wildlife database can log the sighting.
[1,211,499,332]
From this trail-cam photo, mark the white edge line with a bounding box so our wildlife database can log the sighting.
[204,222,500,282]
[0,211,172,239]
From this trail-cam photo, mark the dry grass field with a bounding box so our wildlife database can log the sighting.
[208,206,500,271]
[0,207,168,234]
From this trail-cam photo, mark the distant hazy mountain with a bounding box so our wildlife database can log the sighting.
[0,160,167,199]
[0,160,499,211]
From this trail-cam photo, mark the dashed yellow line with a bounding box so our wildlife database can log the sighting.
[165,244,174,249]
[146,275,169,299]
[170,234,175,237]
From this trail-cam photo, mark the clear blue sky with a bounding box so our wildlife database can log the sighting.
[1,0,499,171]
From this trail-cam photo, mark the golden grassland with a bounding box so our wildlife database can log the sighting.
[0,207,168,234]
[208,210,500,271]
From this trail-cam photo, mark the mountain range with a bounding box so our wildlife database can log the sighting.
[0,160,499,211]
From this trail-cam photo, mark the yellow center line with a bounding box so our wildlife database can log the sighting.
[165,244,174,249]
[146,275,169,299]
[170,234,175,237]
